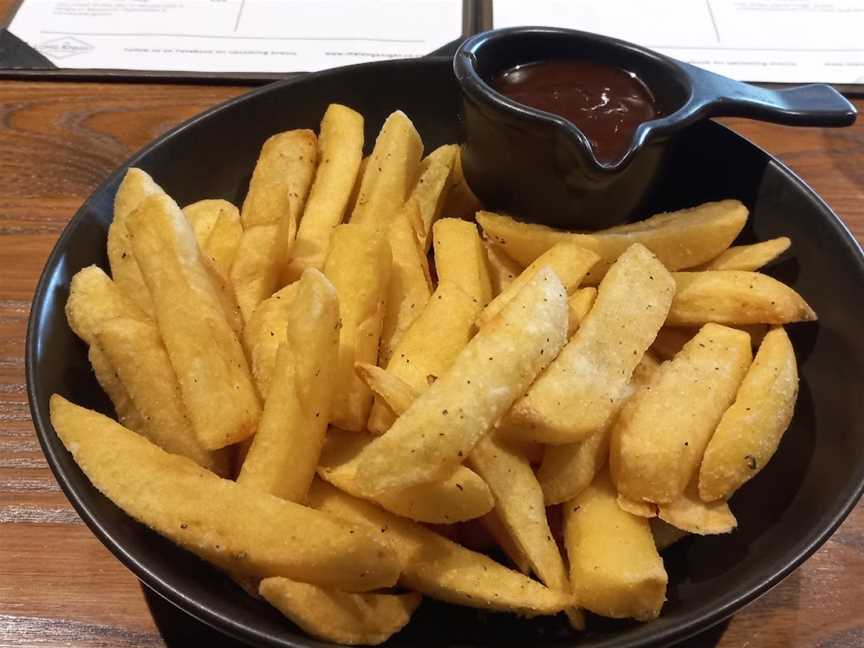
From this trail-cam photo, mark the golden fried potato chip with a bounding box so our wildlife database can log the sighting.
[693,237,790,271]
[108,168,164,316]
[477,199,747,280]
[439,146,481,220]
[184,199,242,282]
[667,271,816,326]
[356,363,417,416]
[479,510,531,574]
[367,280,480,434]
[286,104,365,280]
[611,324,752,504]
[242,283,300,397]
[653,325,768,360]
[350,111,423,228]
[502,244,674,445]
[617,494,657,518]
[241,130,317,229]
[433,218,494,307]
[355,268,568,495]
[658,480,737,535]
[410,144,457,251]
[238,270,340,501]
[87,344,145,433]
[127,194,260,449]
[484,240,523,297]
[563,472,667,621]
[66,265,148,345]
[469,432,574,609]
[379,198,433,365]
[318,427,493,524]
[324,224,392,430]
[97,317,228,475]
[259,577,421,646]
[699,327,798,502]
[477,241,598,329]
[537,350,662,506]
[230,221,287,326]
[538,426,610,506]
[51,396,400,591]
[308,480,573,615]
[567,287,597,337]
[183,198,223,243]
[65,266,149,434]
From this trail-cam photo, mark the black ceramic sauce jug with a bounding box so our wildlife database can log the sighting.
[455,27,857,230]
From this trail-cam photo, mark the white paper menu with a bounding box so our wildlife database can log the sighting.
[494,0,864,84]
[7,0,463,73]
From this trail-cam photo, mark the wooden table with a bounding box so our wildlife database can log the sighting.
[1,13,863,648]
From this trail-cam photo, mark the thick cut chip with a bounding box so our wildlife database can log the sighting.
[480,511,531,574]
[308,480,573,616]
[699,327,798,502]
[184,198,223,243]
[469,432,575,612]
[693,237,791,271]
[658,480,737,535]
[433,218,493,307]
[108,168,164,316]
[477,241,598,329]
[259,577,421,646]
[667,271,816,326]
[66,266,149,434]
[230,220,294,326]
[653,325,767,360]
[241,130,317,229]
[324,224,392,431]
[238,270,340,502]
[563,472,667,621]
[537,351,661,505]
[567,287,597,337]
[242,283,300,397]
[97,318,228,475]
[367,280,480,434]
[127,193,260,449]
[50,396,400,591]
[439,147,481,220]
[611,323,752,504]
[477,200,747,280]
[502,244,675,445]
[484,241,523,297]
[357,363,417,418]
[355,268,568,495]
[379,198,433,365]
[350,111,423,228]
[617,494,657,518]
[318,428,493,524]
[410,144,457,251]
[66,265,148,345]
[88,345,145,433]
[538,426,610,506]
[183,199,242,282]
[286,104,365,280]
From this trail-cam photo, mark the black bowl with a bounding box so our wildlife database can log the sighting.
[26,56,864,648]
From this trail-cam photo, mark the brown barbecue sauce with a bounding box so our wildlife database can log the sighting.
[491,60,661,164]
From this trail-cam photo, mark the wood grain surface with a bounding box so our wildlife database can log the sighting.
[1,2,863,645]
